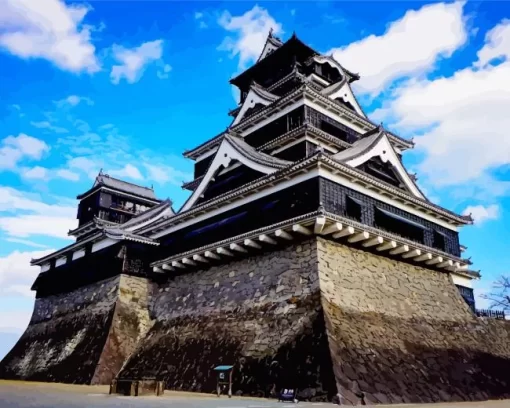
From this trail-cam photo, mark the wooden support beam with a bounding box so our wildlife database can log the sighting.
[244,239,261,249]
[348,231,370,243]
[322,222,343,236]
[314,216,326,234]
[362,236,383,247]
[425,256,443,265]
[402,249,421,259]
[437,259,454,268]
[390,245,409,255]
[172,261,185,269]
[204,250,220,260]
[217,247,234,257]
[332,226,354,239]
[414,253,433,262]
[230,243,247,253]
[447,261,461,272]
[182,257,196,266]
[161,264,174,271]
[275,229,293,240]
[376,240,397,252]
[259,234,276,245]
[292,224,312,235]
[193,254,208,263]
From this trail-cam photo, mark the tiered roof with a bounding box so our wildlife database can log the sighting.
[32,30,476,288]
[77,171,160,202]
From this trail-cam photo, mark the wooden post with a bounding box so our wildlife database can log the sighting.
[228,369,233,398]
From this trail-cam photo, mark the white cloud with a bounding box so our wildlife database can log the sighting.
[218,5,283,69]
[0,134,49,170]
[110,39,166,84]
[5,238,49,249]
[329,2,467,96]
[0,0,100,73]
[55,94,94,108]
[56,168,80,181]
[0,186,77,240]
[3,133,49,160]
[372,19,510,188]
[0,249,54,299]
[144,163,191,186]
[0,214,76,239]
[109,163,144,180]
[22,166,48,180]
[67,156,99,178]
[195,11,204,20]
[30,121,68,134]
[475,18,510,68]
[157,63,172,79]
[463,204,500,225]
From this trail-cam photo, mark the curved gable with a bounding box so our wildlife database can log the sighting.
[231,85,278,127]
[322,80,366,118]
[333,133,426,200]
[180,135,290,212]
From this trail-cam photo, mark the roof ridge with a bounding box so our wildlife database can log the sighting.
[98,173,154,191]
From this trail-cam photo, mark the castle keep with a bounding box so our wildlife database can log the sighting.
[2,32,509,404]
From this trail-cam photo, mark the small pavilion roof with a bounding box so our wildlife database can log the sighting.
[77,171,159,201]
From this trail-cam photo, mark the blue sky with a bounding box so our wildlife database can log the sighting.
[1,0,509,360]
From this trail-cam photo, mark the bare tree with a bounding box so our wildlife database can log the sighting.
[480,276,510,313]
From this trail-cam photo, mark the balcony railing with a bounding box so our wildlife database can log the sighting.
[476,309,506,319]
[110,203,142,215]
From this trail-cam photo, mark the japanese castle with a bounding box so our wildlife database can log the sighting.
[30,32,477,305]
[4,32,501,405]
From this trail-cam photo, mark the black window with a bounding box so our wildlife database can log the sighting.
[374,206,425,243]
[345,196,362,221]
[433,230,446,251]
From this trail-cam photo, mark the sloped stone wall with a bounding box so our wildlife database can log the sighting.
[317,238,510,405]
[0,275,153,385]
[119,241,337,400]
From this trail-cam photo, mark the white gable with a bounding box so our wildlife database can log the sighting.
[259,41,279,61]
[334,133,425,200]
[180,137,283,212]
[231,86,277,127]
[322,81,366,118]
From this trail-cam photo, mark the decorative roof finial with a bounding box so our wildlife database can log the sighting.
[318,203,325,215]
[315,145,324,155]
[269,27,274,37]
[291,31,297,39]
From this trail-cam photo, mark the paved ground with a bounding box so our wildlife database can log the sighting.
[1,381,510,408]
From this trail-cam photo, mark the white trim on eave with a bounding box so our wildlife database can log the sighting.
[180,138,281,212]
[324,81,366,118]
[317,167,456,231]
[149,162,458,242]
[232,87,275,127]
[78,186,160,204]
[344,134,425,200]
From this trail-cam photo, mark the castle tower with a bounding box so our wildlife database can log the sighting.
[0,174,174,384]
[2,32,509,403]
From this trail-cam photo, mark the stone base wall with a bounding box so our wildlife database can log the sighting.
[3,237,510,404]
[0,275,153,385]
[317,238,510,405]
[119,242,337,400]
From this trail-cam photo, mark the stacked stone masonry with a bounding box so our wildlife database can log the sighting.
[317,238,510,405]
[119,241,337,400]
[2,238,510,404]
[0,275,154,385]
